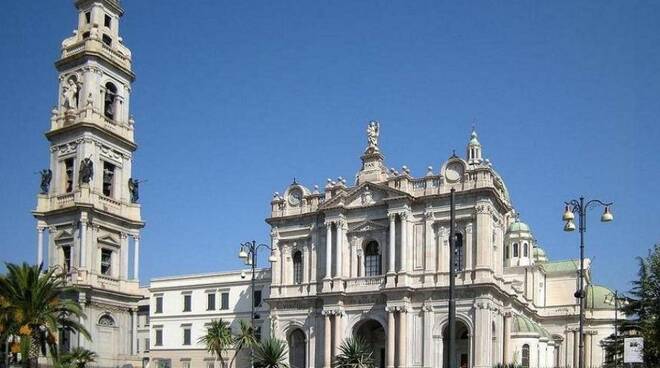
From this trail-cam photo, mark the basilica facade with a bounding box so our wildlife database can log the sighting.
[266,124,618,368]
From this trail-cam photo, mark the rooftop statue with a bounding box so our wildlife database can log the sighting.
[366,120,380,153]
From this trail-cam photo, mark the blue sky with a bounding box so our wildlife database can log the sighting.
[0,1,658,293]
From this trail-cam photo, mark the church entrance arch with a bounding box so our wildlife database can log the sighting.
[442,321,471,368]
[287,328,306,368]
[353,319,386,368]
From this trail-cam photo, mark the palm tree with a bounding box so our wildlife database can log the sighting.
[230,320,257,368]
[253,338,289,368]
[198,319,233,368]
[0,263,90,368]
[334,337,374,368]
[61,347,96,368]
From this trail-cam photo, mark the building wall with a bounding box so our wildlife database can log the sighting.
[148,270,271,368]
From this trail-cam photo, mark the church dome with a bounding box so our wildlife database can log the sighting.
[512,315,552,340]
[585,284,617,310]
[507,220,531,233]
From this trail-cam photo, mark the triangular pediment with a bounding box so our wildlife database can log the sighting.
[97,233,120,246]
[53,229,74,241]
[324,182,410,209]
[348,220,387,234]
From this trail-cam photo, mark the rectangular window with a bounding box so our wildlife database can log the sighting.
[182,327,191,345]
[85,12,91,24]
[100,249,112,275]
[62,245,72,272]
[155,329,163,346]
[59,329,71,353]
[183,294,191,312]
[136,338,140,353]
[102,34,112,46]
[155,296,163,314]
[104,14,111,28]
[145,338,150,351]
[102,162,115,197]
[207,293,215,310]
[253,290,262,308]
[182,361,191,368]
[64,158,74,193]
[220,292,229,310]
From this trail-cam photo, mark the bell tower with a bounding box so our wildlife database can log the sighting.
[33,0,144,365]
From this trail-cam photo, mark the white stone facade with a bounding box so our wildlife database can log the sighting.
[33,0,145,366]
[147,270,271,368]
[266,125,618,368]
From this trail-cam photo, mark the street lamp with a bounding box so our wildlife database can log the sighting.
[562,197,613,368]
[238,240,277,368]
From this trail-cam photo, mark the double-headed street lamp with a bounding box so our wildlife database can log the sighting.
[562,197,613,368]
[238,240,277,368]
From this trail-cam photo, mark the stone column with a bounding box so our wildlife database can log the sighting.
[398,308,408,368]
[475,203,493,281]
[324,313,332,368]
[439,226,449,273]
[424,213,436,274]
[121,233,129,280]
[133,235,140,280]
[79,219,87,269]
[334,312,344,357]
[325,223,332,279]
[388,214,396,273]
[573,330,579,368]
[584,332,593,368]
[465,223,473,271]
[302,244,310,284]
[387,308,396,368]
[131,308,138,354]
[37,226,45,266]
[335,220,343,279]
[400,213,408,273]
[422,305,432,368]
[474,301,491,368]
[503,313,511,363]
[310,224,317,283]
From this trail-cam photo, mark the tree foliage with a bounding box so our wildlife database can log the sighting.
[230,319,257,368]
[198,319,233,368]
[253,337,289,368]
[605,244,660,367]
[0,263,90,367]
[334,337,375,368]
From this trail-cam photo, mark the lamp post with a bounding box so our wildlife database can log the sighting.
[238,240,278,368]
[562,197,613,368]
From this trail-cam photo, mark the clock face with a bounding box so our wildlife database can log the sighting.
[288,189,302,206]
[445,162,464,182]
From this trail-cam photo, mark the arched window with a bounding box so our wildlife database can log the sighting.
[523,243,529,257]
[513,243,519,258]
[292,251,303,284]
[454,233,464,271]
[364,241,381,276]
[104,82,117,120]
[505,244,510,260]
[521,344,530,368]
[98,314,115,327]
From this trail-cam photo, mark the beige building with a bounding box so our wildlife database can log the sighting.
[266,123,618,368]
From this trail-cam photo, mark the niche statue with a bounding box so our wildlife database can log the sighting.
[62,78,78,110]
[39,169,52,194]
[79,158,94,184]
[128,178,140,203]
